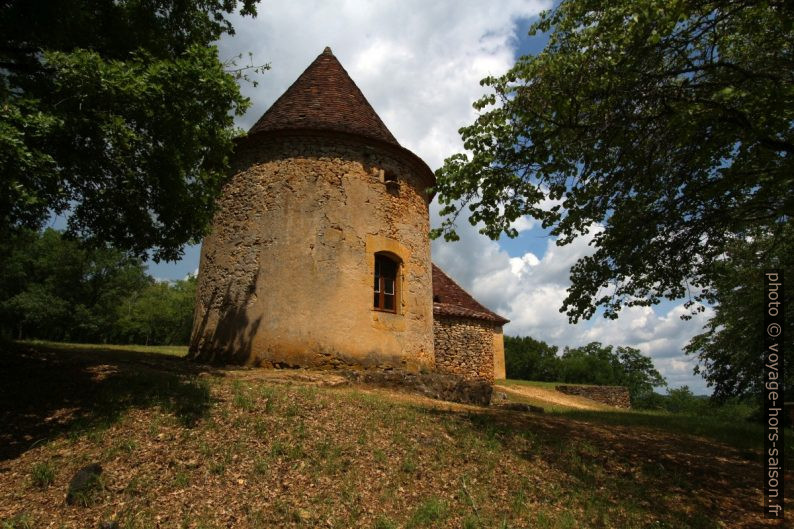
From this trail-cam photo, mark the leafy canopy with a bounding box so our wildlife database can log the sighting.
[0,228,196,345]
[433,0,793,322]
[504,336,667,404]
[504,335,559,381]
[0,0,264,261]
[684,223,793,401]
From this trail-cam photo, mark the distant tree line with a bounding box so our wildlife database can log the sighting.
[504,336,667,407]
[0,229,195,345]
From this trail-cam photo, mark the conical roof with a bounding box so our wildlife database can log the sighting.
[248,47,399,146]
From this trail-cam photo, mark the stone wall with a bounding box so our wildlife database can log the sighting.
[433,315,499,382]
[190,131,435,371]
[342,370,493,406]
[555,385,631,408]
[492,329,506,380]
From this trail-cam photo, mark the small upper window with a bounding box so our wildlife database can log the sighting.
[374,253,399,312]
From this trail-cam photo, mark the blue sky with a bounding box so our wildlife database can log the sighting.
[118,1,712,394]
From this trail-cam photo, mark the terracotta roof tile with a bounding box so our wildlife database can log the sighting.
[432,264,509,325]
[248,47,399,146]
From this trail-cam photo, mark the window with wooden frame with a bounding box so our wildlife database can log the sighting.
[374,253,399,312]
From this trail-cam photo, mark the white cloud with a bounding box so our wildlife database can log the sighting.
[219,0,549,168]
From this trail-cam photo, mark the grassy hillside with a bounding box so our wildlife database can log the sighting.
[0,341,789,528]
[494,380,769,452]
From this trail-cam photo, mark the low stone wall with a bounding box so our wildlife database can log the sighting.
[555,385,631,408]
[433,316,497,382]
[341,369,492,406]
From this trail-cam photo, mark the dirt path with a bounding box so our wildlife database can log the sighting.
[494,383,614,410]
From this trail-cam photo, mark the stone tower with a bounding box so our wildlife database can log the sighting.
[189,47,436,372]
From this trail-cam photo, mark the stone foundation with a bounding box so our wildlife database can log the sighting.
[342,369,492,406]
[433,316,499,382]
[555,385,631,408]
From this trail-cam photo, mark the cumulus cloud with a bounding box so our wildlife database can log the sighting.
[219,0,549,168]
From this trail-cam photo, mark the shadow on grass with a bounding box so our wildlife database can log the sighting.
[0,341,215,461]
[552,408,771,453]
[417,404,779,529]
[498,385,785,454]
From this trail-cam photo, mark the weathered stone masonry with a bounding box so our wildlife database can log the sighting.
[431,264,509,382]
[555,385,632,408]
[433,316,501,382]
[190,131,435,371]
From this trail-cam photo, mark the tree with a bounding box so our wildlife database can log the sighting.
[0,228,150,341]
[116,276,197,345]
[0,228,198,345]
[433,0,793,323]
[684,224,794,401]
[504,336,667,404]
[559,342,623,386]
[0,0,265,261]
[504,335,560,380]
[663,386,707,414]
[558,342,666,403]
[615,345,667,403]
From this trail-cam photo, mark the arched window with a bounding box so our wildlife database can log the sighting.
[374,253,399,312]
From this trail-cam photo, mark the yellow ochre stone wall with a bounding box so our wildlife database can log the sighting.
[189,132,434,371]
[493,328,506,380]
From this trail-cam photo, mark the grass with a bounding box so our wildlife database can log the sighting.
[373,516,397,529]
[500,379,598,390]
[65,467,104,507]
[0,341,784,529]
[30,462,55,488]
[496,387,578,413]
[17,339,188,357]
[556,407,773,453]
[499,378,788,453]
[1,513,33,529]
[407,498,448,528]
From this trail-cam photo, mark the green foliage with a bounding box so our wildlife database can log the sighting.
[558,342,624,387]
[0,513,33,529]
[373,517,398,529]
[115,276,197,345]
[0,0,265,260]
[631,385,757,424]
[505,337,667,404]
[407,498,447,528]
[0,228,195,345]
[30,461,55,488]
[614,345,668,403]
[663,386,706,414]
[504,335,559,381]
[560,343,667,403]
[433,0,794,324]
[684,224,793,401]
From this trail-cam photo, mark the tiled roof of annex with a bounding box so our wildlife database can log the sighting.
[432,264,509,325]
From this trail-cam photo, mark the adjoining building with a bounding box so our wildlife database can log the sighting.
[189,47,508,381]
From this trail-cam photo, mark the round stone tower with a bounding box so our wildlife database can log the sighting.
[189,47,436,372]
